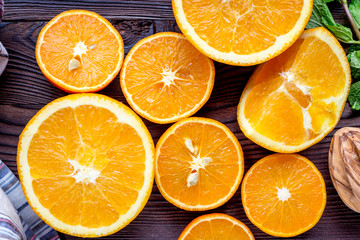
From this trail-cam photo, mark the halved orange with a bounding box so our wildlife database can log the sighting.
[242,153,326,237]
[178,213,255,240]
[172,0,313,66]
[36,10,124,93]
[237,27,351,153]
[155,117,244,211]
[120,32,215,124]
[17,94,154,237]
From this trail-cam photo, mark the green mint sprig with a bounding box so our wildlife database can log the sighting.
[306,0,360,44]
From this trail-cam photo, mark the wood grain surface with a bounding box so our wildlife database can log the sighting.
[1,1,360,239]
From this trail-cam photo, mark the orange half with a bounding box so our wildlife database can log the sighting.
[36,10,124,92]
[17,94,154,237]
[155,117,244,211]
[237,27,351,153]
[178,213,255,240]
[242,153,326,237]
[120,32,215,124]
[173,0,313,65]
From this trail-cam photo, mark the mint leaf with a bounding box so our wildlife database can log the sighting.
[347,45,360,79]
[349,81,360,110]
[348,44,360,54]
[348,50,360,79]
[326,23,360,43]
[306,0,360,44]
[349,0,360,28]
[306,0,327,28]
[320,1,337,25]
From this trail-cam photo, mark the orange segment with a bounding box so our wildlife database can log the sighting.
[120,32,215,124]
[237,27,351,153]
[36,10,124,92]
[178,213,255,240]
[17,94,154,237]
[173,0,312,65]
[155,117,243,211]
[241,153,326,237]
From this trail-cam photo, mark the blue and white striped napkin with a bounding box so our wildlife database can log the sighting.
[0,160,60,240]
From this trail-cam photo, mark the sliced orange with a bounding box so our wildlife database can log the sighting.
[172,0,313,66]
[120,32,215,124]
[155,117,243,211]
[242,153,326,237]
[17,94,154,237]
[237,27,351,153]
[36,10,124,93]
[178,213,255,240]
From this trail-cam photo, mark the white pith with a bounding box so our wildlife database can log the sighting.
[237,28,351,153]
[18,94,154,237]
[68,159,100,184]
[277,187,291,202]
[73,41,88,57]
[161,69,177,87]
[277,71,315,135]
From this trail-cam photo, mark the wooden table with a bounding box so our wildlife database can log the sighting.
[1,1,360,239]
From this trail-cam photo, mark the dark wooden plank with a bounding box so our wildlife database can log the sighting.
[3,0,174,21]
[1,0,349,23]
[1,2,360,240]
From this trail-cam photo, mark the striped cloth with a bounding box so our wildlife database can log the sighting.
[0,160,60,240]
[0,187,26,240]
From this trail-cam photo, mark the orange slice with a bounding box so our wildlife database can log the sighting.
[36,10,124,93]
[120,32,215,124]
[237,27,351,153]
[172,0,313,66]
[17,94,154,237]
[242,153,326,237]
[178,213,255,240]
[155,117,243,211]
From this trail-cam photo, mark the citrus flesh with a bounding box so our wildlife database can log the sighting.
[173,0,313,65]
[178,213,255,240]
[36,10,124,92]
[155,117,243,211]
[17,94,154,237]
[238,27,351,153]
[242,153,326,237]
[120,32,214,124]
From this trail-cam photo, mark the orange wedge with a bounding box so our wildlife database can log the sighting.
[237,27,351,153]
[155,117,244,211]
[178,213,255,240]
[36,10,124,92]
[172,0,313,66]
[242,153,326,237]
[120,32,215,124]
[17,94,154,237]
